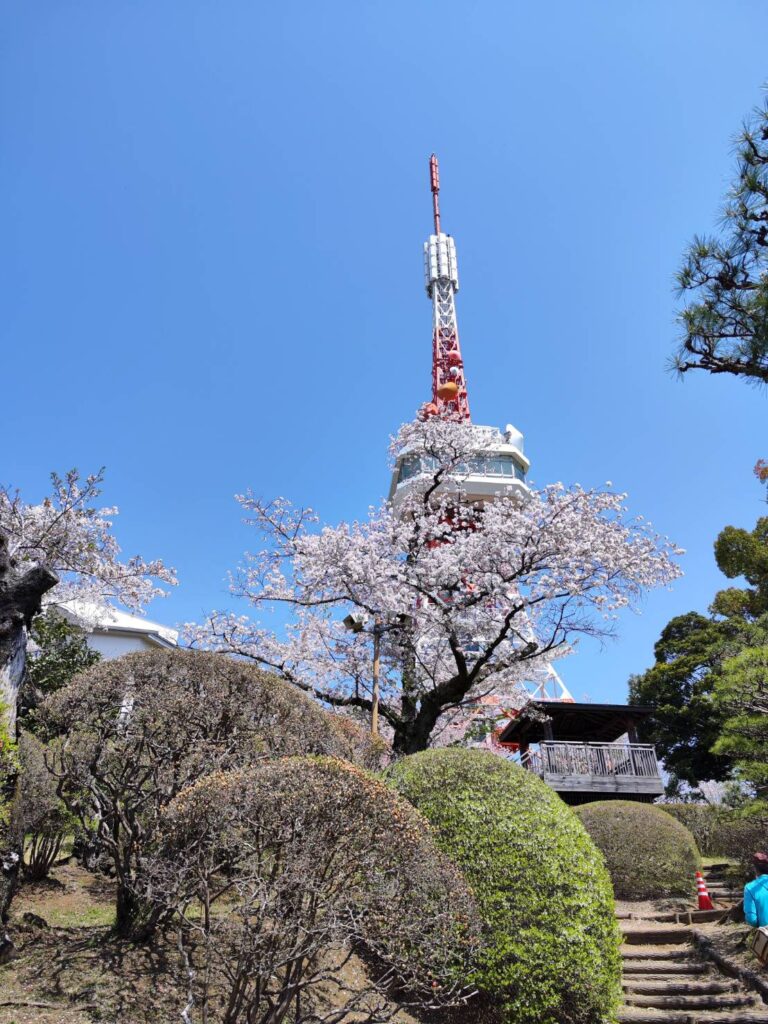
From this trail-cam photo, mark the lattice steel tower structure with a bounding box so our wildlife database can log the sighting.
[424,154,471,420]
[389,154,530,508]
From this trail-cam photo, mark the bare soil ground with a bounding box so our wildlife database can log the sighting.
[698,918,765,976]
[0,862,423,1024]
[0,864,187,1023]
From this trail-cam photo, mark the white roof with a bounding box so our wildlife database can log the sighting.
[53,600,178,647]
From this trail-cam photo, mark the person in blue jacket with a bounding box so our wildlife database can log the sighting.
[745,852,768,928]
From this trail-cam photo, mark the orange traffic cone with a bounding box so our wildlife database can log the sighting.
[695,871,714,910]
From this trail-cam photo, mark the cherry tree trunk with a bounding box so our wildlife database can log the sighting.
[0,536,58,736]
[0,533,57,956]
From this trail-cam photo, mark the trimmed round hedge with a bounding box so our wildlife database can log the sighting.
[386,748,621,1024]
[576,800,701,898]
[156,758,482,1018]
[44,648,365,764]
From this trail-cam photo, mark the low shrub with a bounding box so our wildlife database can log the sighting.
[576,800,700,898]
[663,802,768,881]
[662,803,729,856]
[386,748,621,1024]
[11,732,75,881]
[149,757,481,1024]
[712,812,768,881]
[41,649,358,937]
[327,713,390,770]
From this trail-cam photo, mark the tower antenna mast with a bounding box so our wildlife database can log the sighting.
[430,153,441,234]
[424,155,471,421]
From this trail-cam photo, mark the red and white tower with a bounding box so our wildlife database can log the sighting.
[425,154,471,421]
[390,155,530,508]
[389,155,574,716]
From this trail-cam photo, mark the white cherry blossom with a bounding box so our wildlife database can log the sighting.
[187,417,682,753]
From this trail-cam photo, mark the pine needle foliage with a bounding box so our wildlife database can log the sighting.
[674,94,768,384]
[712,645,768,794]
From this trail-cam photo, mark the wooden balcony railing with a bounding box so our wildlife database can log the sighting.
[520,741,660,779]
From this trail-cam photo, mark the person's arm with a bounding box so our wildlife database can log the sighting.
[744,885,758,927]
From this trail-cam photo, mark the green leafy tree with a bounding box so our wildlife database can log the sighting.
[673,94,768,384]
[712,646,768,796]
[20,611,100,732]
[630,512,768,786]
[712,516,768,617]
[629,613,740,785]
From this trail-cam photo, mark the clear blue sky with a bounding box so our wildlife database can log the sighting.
[2,1,767,703]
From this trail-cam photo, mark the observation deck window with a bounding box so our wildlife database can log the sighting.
[397,453,526,485]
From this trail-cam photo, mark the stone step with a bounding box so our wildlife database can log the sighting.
[621,909,727,925]
[624,979,740,996]
[625,993,755,1010]
[623,962,710,975]
[622,927,693,945]
[622,947,691,961]
[688,909,729,923]
[618,910,679,922]
[618,1012,768,1023]
[693,1016,768,1024]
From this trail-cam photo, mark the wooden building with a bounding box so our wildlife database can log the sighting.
[497,701,663,805]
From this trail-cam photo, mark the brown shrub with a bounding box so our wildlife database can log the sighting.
[662,803,768,879]
[661,803,728,856]
[41,649,349,936]
[148,757,481,1024]
[713,813,768,880]
[11,732,75,881]
[326,713,390,770]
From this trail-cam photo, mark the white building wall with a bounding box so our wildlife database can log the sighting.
[86,632,163,660]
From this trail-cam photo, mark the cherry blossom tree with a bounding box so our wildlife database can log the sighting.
[188,417,682,754]
[0,469,176,735]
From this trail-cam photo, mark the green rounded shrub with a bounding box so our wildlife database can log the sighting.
[576,800,701,898]
[386,748,621,1024]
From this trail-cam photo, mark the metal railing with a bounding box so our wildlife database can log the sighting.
[520,741,660,779]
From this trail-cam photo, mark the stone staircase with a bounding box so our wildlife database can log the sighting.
[617,867,768,1023]
[701,863,743,908]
